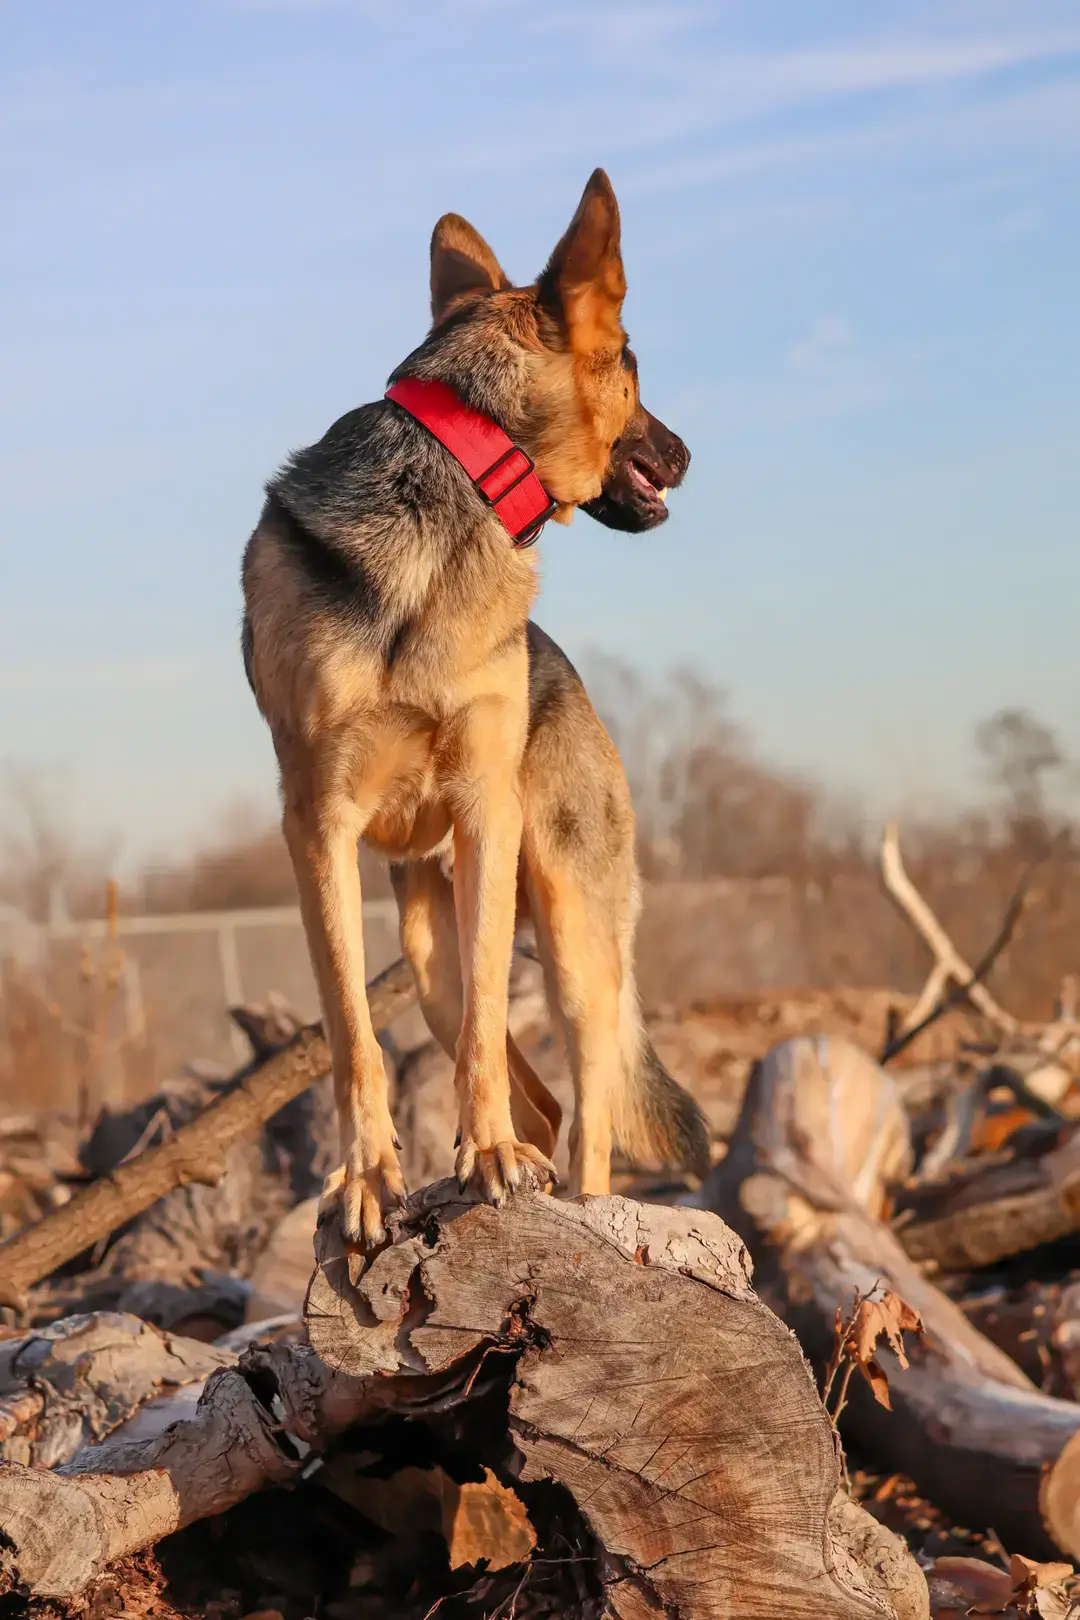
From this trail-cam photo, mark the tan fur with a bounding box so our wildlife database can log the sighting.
[390,645,646,1199]
[245,170,640,1246]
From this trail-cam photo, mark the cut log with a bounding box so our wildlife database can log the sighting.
[307,1184,924,1620]
[0,1184,927,1618]
[894,1125,1080,1273]
[0,1312,233,1468]
[703,1035,1080,1561]
[0,957,416,1313]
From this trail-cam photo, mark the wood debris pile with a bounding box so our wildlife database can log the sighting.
[2,830,1080,1618]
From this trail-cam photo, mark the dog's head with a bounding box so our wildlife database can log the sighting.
[422,169,689,530]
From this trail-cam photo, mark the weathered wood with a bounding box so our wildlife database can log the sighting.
[0,1185,927,1617]
[0,1340,354,1599]
[705,1035,1080,1561]
[895,1125,1080,1273]
[0,957,416,1313]
[0,1312,233,1468]
[308,1183,923,1620]
[113,1274,250,1340]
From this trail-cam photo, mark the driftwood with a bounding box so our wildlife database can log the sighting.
[704,1035,1080,1561]
[0,1184,928,1619]
[0,957,416,1313]
[895,1125,1080,1273]
[0,1312,234,1468]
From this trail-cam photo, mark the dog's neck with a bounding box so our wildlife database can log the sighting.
[388,313,529,442]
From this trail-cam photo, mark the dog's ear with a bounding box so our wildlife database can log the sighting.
[430,214,511,325]
[536,169,626,354]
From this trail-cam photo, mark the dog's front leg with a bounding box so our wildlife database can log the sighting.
[449,699,557,1203]
[283,799,404,1248]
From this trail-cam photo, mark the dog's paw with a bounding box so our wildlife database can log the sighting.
[321,1151,407,1250]
[455,1137,557,1206]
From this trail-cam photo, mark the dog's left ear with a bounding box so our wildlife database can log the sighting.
[537,169,626,354]
[430,214,511,325]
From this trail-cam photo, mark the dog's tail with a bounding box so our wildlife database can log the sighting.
[611,969,711,1180]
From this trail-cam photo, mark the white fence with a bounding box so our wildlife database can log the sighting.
[0,899,403,1084]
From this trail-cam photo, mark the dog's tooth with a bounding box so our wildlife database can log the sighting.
[658,488,668,502]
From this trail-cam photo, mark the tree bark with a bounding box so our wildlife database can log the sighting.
[0,1312,234,1468]
[0,1184,927,1619]
[703,1035,1080,1562]
[0,958,416,1313]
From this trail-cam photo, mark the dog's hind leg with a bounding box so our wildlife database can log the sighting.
[443,693,557,1202]
[391,858,561,1161]
[283,795,405,1248]
[524,861,622,1197]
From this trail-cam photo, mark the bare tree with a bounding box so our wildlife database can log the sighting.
[0,766,117,922]
[586,658,836,880]
[974,708,1067,852]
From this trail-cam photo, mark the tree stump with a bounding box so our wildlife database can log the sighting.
[308,1182,926,1620]
[0,1184,926,1617]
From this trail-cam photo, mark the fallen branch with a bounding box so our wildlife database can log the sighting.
[0,957,417,1315]
[894,1124,1080,1273]
[878,823,1027,1061]
[880,849,1036,1065]
[0,1311,233,1468]
[704,1034,1080,1561]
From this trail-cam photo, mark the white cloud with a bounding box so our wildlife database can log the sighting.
[749,32,1080,100]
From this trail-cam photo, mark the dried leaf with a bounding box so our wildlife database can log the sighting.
[857,1357,893,1411]
[847,1290,924,1374]
[445,1469,536,1571]
[1007,1556,1078,1620]
[1009,1556,1074,1592]
[927,1557,1014,1617]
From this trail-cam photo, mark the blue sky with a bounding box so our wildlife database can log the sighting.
[1,0,1078,866]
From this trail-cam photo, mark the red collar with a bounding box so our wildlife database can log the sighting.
[385,377,556,548]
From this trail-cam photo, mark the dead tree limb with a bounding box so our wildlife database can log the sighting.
[0,1312,233,1468]
[878,822,1024,1060]
[704,1035,1080,1561]
[0,1185,928,1619]
[0,958,416,1315]
[894,1125,1080,1272]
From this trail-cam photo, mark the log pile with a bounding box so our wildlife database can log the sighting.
[4,833,1080,1617]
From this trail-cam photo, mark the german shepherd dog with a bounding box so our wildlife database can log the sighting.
[242,170,708,1247]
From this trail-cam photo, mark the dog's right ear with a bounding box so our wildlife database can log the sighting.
[430,214,511,325]
[536,169,626,355]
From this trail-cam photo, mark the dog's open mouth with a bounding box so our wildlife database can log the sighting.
[627,456,668,510]
[581,406,688,534]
